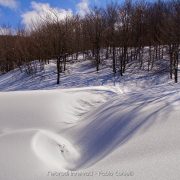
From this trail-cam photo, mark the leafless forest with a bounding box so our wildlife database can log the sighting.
[0,0,179,84]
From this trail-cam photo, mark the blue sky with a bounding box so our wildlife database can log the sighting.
[0,0,156,29]
[0,0,115,28]
[0,0,105,28]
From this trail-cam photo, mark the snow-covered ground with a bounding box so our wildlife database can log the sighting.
[0,54,170,92]
[0,58,180,180]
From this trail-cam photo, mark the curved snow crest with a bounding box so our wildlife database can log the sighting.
[1,85,180,179]
[32,130,80,170]
[69,89,180,169]
[0,87,113,131]
[29,88,180,171]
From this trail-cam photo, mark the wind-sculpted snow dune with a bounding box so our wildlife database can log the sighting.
[0,87,117,179]
[32,130,81,170]
[0,85,180,180]
[68,88,180,170]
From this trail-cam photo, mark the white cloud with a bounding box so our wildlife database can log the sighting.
[21,1,73,29]
[0,27,12,35]
[76,0,90,17]
[0,0,18,9]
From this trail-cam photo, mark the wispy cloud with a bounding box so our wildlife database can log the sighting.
[0,0,18,9]
[21,1,73,29]
[76,0,90,17]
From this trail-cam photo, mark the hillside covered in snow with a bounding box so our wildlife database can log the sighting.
[0,0,180,179]
[0,57,180,180]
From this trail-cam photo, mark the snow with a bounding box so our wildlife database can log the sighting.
[0,58,170,91]
[0,57,180,180]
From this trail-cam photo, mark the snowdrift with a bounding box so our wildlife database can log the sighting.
[0,58,180,179]
[0,84,180,179]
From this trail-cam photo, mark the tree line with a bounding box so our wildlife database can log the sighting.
[0,0,179,84]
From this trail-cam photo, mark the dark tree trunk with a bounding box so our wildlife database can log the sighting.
[57,57,61,84]
[112,46,116,73]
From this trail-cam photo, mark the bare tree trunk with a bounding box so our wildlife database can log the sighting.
[106,46,109,59]
[112,46,116,73]
[63,54,67,72]
[174,47,179,83]
[169,45,173,79]
[148,46,152,71]
[57,57,61,84]
[122,46,127,73]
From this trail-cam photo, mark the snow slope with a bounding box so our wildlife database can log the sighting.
[0,59,180,180]
[0,58,170,92]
